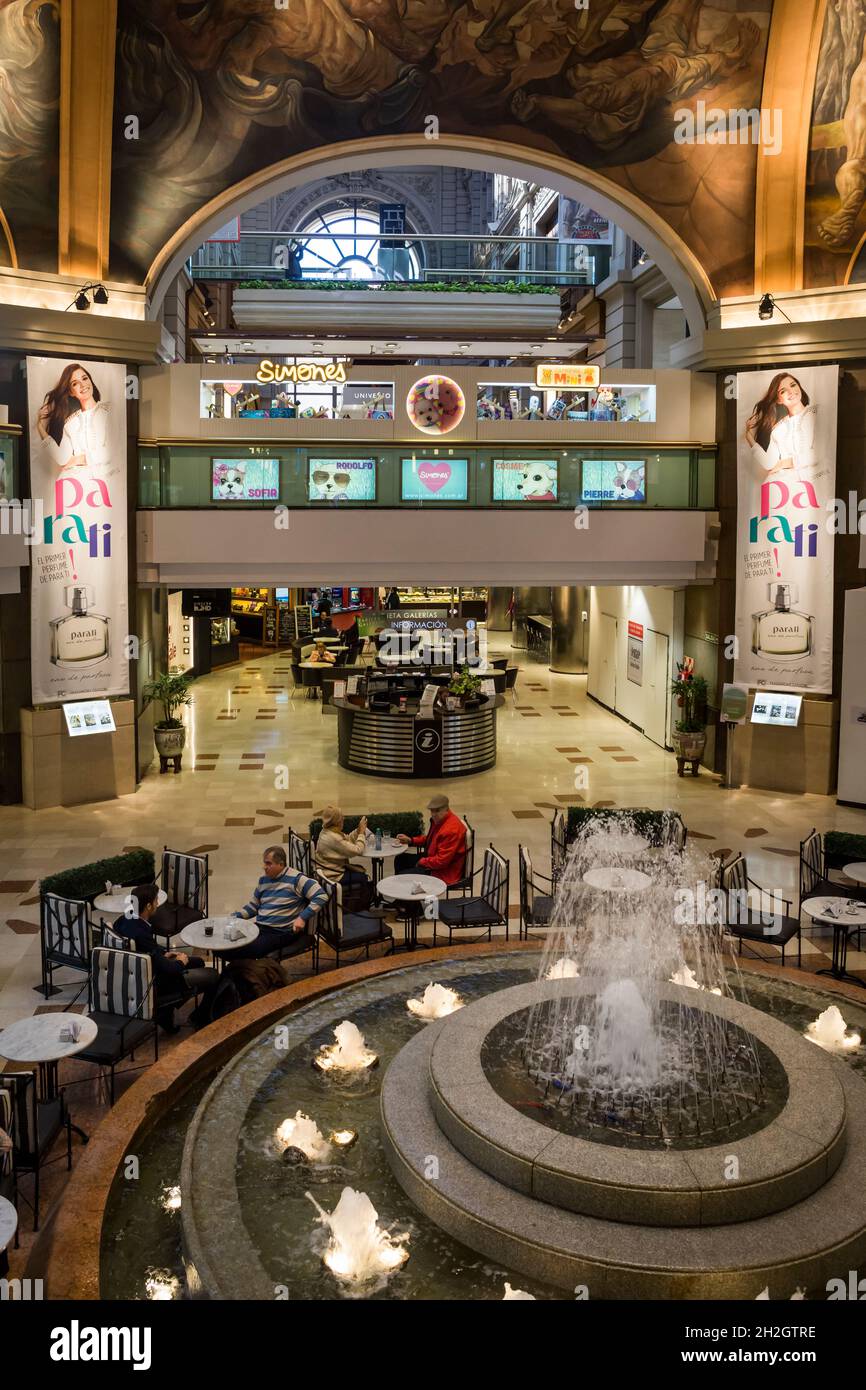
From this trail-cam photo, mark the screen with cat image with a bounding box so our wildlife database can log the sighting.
[581,459,646,503]
[308,457,377,502]
[212,458,280,501]
[492,457,558,502]
[401,457,468,501]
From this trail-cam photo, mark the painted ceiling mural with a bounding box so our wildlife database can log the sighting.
[806,0,866,288]
[0,0,59,271]
[111,0,774,294]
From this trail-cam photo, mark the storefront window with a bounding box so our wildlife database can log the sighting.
[477,383,656,423]
[200,373,394,421]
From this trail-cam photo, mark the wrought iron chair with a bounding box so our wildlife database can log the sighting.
[799,829,859,917]
[315,879,392,972]
[434,846,510,946]
[151,848,208,943]
[76,948,158,1105]
[287,827,312,877]
[721,853,801,968]
[37,892,94,999]
[0,1081,19,1247]
[518,844,554,940]
[551,810,568,888]
[0,1070,70,1232]
[444,818,475,898]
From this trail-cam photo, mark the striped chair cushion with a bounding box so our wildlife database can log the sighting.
[0,1073,36,1156]
[287,830,311,877]
[801,831,822,891]
[520,845,535,912]
[0,1084,13,1177]
[100,923,129,951]
[481,848,507,918]
[162,851,206,912]
[91,947,153,1020]
[42,894,90,964]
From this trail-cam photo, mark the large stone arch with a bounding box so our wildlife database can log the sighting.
[146,134,716,337]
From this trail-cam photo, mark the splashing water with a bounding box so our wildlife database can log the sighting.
[306,1187,409,1283]
[523,815,764,1142]
[275,1111,332,1161]
[804,1005,861,1053]
[503,1283,536,1299]
[407,983,463,1019]
[315,1020,378,1072]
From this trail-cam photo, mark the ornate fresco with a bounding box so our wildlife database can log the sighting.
[806,0,866,287]
[110,0,772,294]
[0,0,59,271]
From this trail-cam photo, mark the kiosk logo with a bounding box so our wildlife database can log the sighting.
[415,729,441,754]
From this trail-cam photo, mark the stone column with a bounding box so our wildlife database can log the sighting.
[550,586,589,674]
[486,587,512,630]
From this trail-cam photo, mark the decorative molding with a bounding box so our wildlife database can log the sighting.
[58,0,118,279]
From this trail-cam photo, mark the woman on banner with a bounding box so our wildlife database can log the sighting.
[744,373,828,487]
[35,363,113,474]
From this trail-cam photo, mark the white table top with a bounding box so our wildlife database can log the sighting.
[180,916,260,951]
[359,836,404,860]
[844,863,866,886]
[0,1012,98,1064]
[377,873,446,902]
[310,636,344,644]
[583,832,650,856]
[94,888,167,916]
[801,896,866,924]
[0,1195,17,1252]
[300,660,341,669]
[583,867,651,893]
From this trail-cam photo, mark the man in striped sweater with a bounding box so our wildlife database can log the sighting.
[231,845,328,959]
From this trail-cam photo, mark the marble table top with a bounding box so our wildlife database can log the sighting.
[94,888,167,916]
[0,1012,98,1063]
[377,873,446,901]
[843,863,866,886]
[801,896,866,925]
[582,867,651,893]
[180,917,260,951]
[0,1195,17,1252]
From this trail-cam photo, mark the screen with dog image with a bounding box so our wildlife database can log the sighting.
[401,457,468,502]
[308,457,377,502]
[492,457,558,502]
[581,459,646,503]
[212,458,280,501]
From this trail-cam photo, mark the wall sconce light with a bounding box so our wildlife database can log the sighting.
[758,293,791,323]
[67,282,110,312]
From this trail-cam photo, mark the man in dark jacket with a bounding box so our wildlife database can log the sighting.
[119,883,219,1032]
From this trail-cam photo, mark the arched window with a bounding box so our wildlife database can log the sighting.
[290,200,422,281]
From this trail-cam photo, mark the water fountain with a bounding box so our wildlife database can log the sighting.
[314,1020,379,1072]
[306,1187,409,1284]
[805,1006,861,1053]
[407,983,463,1019]
[275,1111,332,1162]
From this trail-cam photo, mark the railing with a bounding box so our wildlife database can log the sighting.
[190,233,610,288]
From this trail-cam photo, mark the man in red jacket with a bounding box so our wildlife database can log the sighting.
[394,794,466,885]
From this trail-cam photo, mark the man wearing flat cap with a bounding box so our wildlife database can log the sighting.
[394,794,467,885]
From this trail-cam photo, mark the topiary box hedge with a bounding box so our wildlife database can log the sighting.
[564,807,684,846]
[41,849,156,902]
[824,831,866,870]
[308,811,424,843]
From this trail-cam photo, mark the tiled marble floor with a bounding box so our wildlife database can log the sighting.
[3,639,866,1274]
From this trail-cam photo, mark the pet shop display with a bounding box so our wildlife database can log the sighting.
[406,374,465,435]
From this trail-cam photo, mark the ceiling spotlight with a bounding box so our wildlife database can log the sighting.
[92,284,109,305]
[758,293,791,322]
[67,281,110,312]
[73,290,90,311]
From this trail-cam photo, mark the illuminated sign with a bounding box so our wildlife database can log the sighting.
[751,693,803,727]
[63,699,116,738]
[255,359,347,384]
[536,364,600,390]
[406,375,465,435]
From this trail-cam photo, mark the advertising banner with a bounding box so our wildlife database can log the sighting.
[308,457,376,502]
[27,357,128,705]
[212,457,279,501]
[734,366,838,693]
[401,457,468,501]
[582,459,646,503]
[492,458,558,502]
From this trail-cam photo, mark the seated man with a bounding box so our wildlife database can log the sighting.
[120,883,219,1032]
[394,794,466,885]
[231,845,328,960]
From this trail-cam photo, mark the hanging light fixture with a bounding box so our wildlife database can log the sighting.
[66,282,110,312]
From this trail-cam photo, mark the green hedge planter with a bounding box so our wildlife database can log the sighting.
[824,831,866,870]
[309,811,424,843]
[565,807,684,846]
[41,849,156,902]
[237,280,559,295]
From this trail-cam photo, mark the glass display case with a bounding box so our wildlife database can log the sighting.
[477,383,656,424]
[201,374,394,421]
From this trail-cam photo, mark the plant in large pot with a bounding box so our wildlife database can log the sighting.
[670,657,708,776]
[142,671,193,774]
[445,664,483,710]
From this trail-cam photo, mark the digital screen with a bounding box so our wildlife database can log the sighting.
[401,457,468,502]
[581,459,646,503]
[63,699,116,738]
[275,588,289,602]
[492,457,558,502]
[751,693,803,727]
[212,458,279,501]
[308,457,376,502]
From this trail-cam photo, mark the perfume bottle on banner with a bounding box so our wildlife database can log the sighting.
[49,585,110,667]
[751,582,813,661]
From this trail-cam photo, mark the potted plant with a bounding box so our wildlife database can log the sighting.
[670,657,708,776]
[142,671,193,773]
[445,664,483,710]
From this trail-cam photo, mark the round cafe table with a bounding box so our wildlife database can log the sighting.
[0,1195,17,1253]
[583,832,649,857]
[180,916,259,965]
[802,896,866,987]
[843,863,866,887]
[355,836,404,887]
[377,873,446,950]
[0,1011,99,1142]
[94,888,167,917]
[582,867,651,893]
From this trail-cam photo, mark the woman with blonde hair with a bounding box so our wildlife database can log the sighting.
[314,806,373,908]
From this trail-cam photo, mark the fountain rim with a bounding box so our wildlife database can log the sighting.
[24,945,866,1299]
[429,979,848,1226]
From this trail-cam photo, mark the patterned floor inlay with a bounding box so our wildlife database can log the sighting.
[188,845,219,855]
[239,764,265,769]
[613,756,639,763]
[557,711,579,717]
[194,765,217,771]
[556,747,582,753]
[0,881,36,893]
[256,809,283,819]
[513,810,544,819]
[520,712,542,718]
[225,818,255,826]
[744,828,768,838]
[285,801,314,809]
[568,756,593,764]
[689,830,716,840]
[600,746,623,752]
[6,919,39,934]
[554,795,584,804]
[763,847,800,857]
